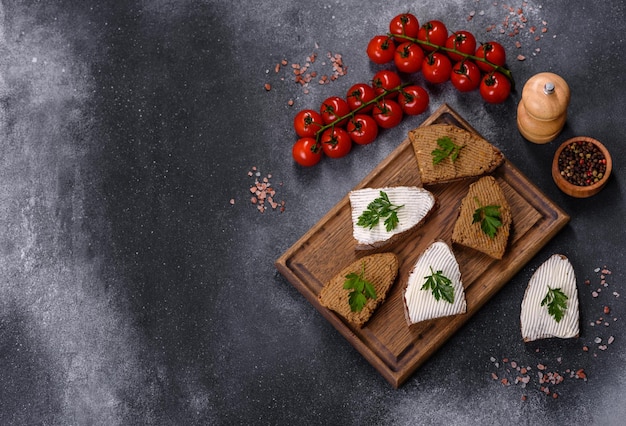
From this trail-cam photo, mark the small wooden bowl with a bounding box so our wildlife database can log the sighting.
[552,136,612,198]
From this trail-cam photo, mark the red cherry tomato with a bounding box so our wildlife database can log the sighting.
[292,137,322,167]
[475,41,507,72]
[450,60,482,92]
[320,128,352,158]
[479,72,512,104]
[293,109,324,138]
[346,83,377,113]
[372,99,403,129]
[418,20,448,52]
[445,30,477,62]
[366,35,396,64]
[422,52,452,84]
[320,96,350,126]
[346,114,379,145]
[389,13,420,40]
[398,85,429,115]
[371,69,402,99]
[394,42,424,74]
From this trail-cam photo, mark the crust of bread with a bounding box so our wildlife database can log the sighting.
[318,253,399,328]
[451,176,512,259]
[409,124,504,185]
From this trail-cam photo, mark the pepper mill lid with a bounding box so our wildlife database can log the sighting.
[521,72,570,121]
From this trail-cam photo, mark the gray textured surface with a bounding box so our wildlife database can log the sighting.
[0,0,625,424]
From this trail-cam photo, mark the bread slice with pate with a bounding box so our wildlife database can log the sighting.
[451,176,512,260]
[409,123,504,186]
[319,253,399,328]
[520,254,580,342]
[349,186,436,250]
[403,240,467,326]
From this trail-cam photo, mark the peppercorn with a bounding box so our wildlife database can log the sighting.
[558,141,606,186]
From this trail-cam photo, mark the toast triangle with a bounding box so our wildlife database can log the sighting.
[319,253,399,328]
[452,176,512,259]
[409,123,504,185]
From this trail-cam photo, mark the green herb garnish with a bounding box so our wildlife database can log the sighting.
[343,261,377,312]
[472,197,502,239]
[421,266,454,304]
[541,286,568,323]
[356,190,404,232]
[431,136,464,164]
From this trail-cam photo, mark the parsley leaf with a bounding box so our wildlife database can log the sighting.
[356,190,404,232]
[431,136,464,165]
[472,197,502,239]
[421,266,455,304]
[343,261,377,312]
[541,286,568,323]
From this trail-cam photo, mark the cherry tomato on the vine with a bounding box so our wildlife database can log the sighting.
[394,42,424,74]
[479,72,512,104]
[422,52,452,84]
[320,96,350,126]
[372,99,403,129]
[389,13,420,40]
[321,128,352,158]
[450,60,482,92]
[366,35,396,64]
[445,30,477,62]
[346,83,377,113]
[292,137,322,167]
[371,69,402,99]
[346,114,379,145]
[293,109,324,138]
[398,85,429,115]
[417,20,448,52]
[475,41,506,72]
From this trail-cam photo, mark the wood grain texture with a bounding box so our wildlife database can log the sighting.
[275,104,570,388]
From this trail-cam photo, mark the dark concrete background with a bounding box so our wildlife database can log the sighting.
[0,0,624,424]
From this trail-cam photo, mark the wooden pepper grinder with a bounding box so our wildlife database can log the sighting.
[517,72,570,144]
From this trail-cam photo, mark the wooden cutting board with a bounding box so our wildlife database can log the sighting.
[275,104,570,388]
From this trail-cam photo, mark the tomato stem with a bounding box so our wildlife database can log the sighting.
[314,83,410,148]
[391,33,515,89]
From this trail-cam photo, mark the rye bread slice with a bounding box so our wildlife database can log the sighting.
[318,253,399,328]
[409,123,504,185]
[451,176,512,259]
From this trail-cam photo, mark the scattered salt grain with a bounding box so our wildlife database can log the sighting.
[269,45,348,99]
[247,167,286,214]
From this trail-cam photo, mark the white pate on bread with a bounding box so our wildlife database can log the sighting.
[403,240,467,325]
[520,254,580,342]
[349,186,436,250]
